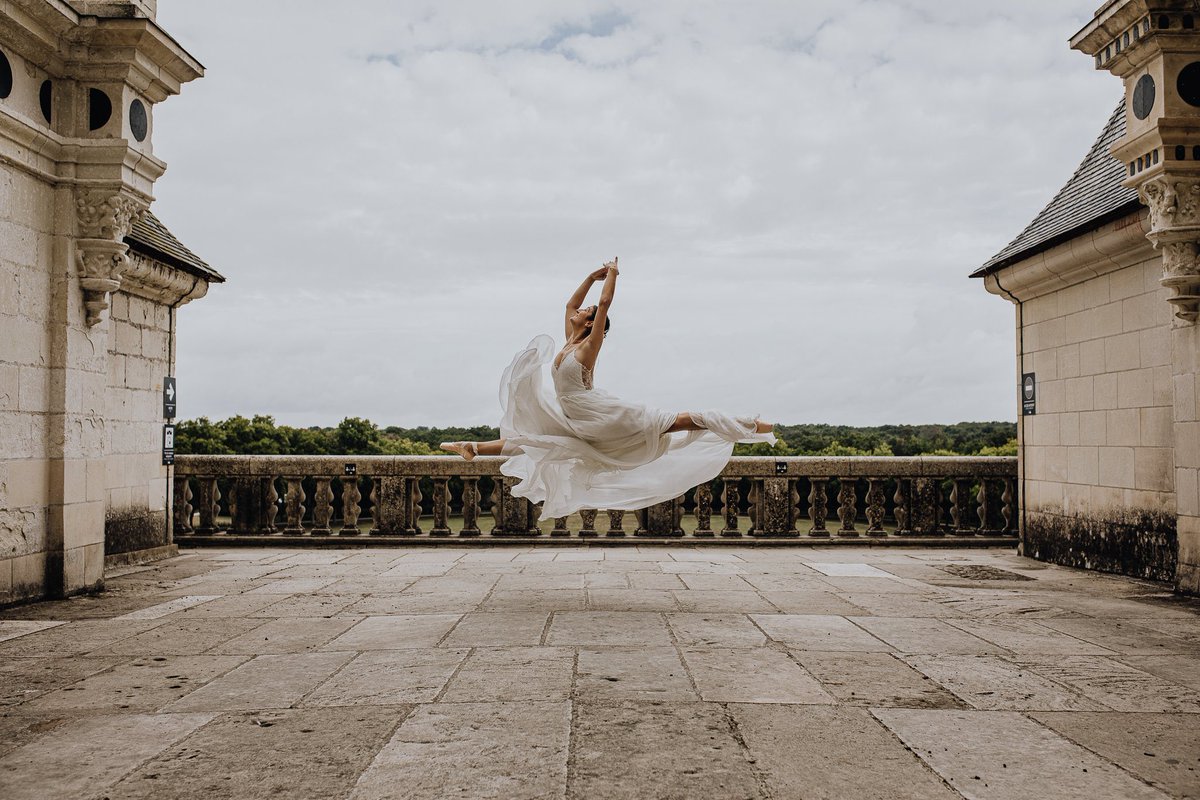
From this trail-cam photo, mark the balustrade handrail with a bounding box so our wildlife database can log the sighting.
[172,455,1017,540]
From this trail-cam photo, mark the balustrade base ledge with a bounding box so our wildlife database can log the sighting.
[175,533,1018,549]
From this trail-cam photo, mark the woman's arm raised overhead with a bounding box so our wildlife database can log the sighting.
[582,258,617,360]
[565,266,610,339]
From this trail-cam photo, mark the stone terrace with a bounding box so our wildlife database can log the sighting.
[0,546,1198,799]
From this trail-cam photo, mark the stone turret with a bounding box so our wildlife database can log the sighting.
[1072,2,1200,322]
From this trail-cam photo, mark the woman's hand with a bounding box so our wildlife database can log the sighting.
[603,256,619,275]
[589,266,609,281]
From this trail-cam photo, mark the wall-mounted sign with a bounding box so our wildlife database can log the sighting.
[1022,373,1036,416]
[775,461,788,475]
[344,463,357,477]
[163,376,177,419]
[162,424,175,465]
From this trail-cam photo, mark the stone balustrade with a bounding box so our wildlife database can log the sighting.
[172,455,1017,544]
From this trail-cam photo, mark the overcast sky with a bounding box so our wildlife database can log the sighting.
[151,0,1119,429]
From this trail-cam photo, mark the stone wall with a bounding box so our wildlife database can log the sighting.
[0,162,59,603]
[104,290,173,558]
[990,211,1179,581]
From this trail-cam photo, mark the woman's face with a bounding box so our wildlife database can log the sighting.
[570,305,595,331]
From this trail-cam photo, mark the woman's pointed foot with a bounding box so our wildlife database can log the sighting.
[440,441,477,461]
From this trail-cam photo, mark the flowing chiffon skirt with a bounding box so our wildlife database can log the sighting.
[498,334,776,518]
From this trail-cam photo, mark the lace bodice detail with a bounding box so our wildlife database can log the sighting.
[552,348,593,394]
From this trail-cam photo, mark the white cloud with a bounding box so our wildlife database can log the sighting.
[155,0,1114,427]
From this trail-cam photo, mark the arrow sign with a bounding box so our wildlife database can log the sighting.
[163,376,177,419]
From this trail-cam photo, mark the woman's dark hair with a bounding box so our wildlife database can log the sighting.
[588,306,611,336]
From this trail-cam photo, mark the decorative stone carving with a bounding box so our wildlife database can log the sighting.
[74,189,147,326]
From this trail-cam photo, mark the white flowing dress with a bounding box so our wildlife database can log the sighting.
[498,334,776,518]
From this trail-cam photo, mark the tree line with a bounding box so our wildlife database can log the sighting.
[175,415,1017,458]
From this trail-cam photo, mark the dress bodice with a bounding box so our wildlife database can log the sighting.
[552,348,593,394]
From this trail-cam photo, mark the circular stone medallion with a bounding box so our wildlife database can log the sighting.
[1132,74,1156,119]
[129,98,148,142]
[1179,62,1200,107]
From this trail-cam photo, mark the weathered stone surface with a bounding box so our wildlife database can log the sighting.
[481,589,588,612]
[91,617,266,656]
[247,592,365,618]
[0,655,124,706]
[730,704,962,799]
[946,619,1117,655]
[1035,618,1200,655]
[577,647,697,701]
[321,614,462,650]
[0,619,169,657]
[0,621,67,642]
[839,593,964,617]
[665,613,767,647]
[873,709,1171,800]
[673,590,776,612]
[587,589,679,611]
[901,655,1106,711]
[104,708,405,800]
[1016,656,1200,712]
[571,700,762,800]
[21,655,246,713]
[440,647,574,703]
[209,617,359,654]
[350,702,569,800]
[681,647,835,704]
[344,591,482,614]
[440,612,549,647]
[791,651,966,708]
[750,614,891,651]
[165,652,354,711]
[172,593,282,618]
[1118,654,1200,690]
[850,617,1009,655]
[0,712,216,800]
[545,611,673,647]
[302,649,469,706]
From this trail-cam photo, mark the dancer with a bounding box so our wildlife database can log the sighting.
[441,258,776,518]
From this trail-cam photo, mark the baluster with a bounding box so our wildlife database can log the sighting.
[173,477,193,535]
[311,478,333,535]
[865,478,886,537]
[606,509,625,537]
[195,476,220,534]
[1001,478,1015,534]
[807,478,829,538]
[950,478,972,536]
[747,480,760,535]
[673,495,685,536]
[693,482,714,537]
[409,477,424,534]
[283,477,306,534]
[579,509,598,537]
[227,485,238,533]
[789,479,801,536]
[551,516,570,537]
[893,479,911,535]
[837,477,858,537]
[721,478,741,537]
[339,477,362,535]
[263,477,279,534]
[976,478,991,534]
[430,477,451,536]
[460,477,481,537]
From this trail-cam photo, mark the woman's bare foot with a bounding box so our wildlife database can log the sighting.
[439,441,477,461]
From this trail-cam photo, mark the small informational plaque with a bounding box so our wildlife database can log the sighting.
[1022,373,1036,416]
[775,461,788,476]
[162,424,175,465]
[344,463,357,477]
[163,376,177,419]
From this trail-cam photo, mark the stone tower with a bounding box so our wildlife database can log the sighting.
[1072,0,1200,591]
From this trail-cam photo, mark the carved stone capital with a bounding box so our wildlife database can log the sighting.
[74,189,147,326]
[1137,176,1200,323]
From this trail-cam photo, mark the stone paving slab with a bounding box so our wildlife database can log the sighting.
[873,708,1171,800]
[1029,712,1200,799]
[103,707,406,800]
[349,701,570,800]
[730,704,962,799]
[570,700,762,799]
[0,712,217,800]
[0,545,1197,799]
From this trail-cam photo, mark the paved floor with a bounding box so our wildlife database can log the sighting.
[0,547,1197,800]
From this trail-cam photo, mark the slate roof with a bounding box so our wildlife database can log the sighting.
[972,101,1141,278]
[126,210,224,283]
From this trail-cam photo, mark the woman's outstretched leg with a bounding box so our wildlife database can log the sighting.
[665,412,774,435]
[439,439,506,460]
